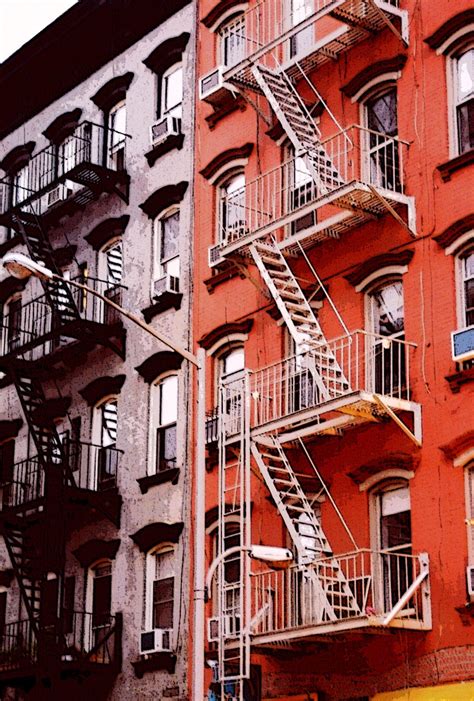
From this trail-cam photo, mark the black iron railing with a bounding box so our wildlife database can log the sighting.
[0,276,126,359]
[0,440,122,509]
[0,612,121,673]
[0,121,130,217]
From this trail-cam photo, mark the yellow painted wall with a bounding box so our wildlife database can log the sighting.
[373,682,474,701]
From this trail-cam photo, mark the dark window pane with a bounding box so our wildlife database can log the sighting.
[457,98,474,155]
[156,424,177,472]
[367,89,397,136]
[92,574,112,627]
[153,577,174,629]
[161,212,180,262]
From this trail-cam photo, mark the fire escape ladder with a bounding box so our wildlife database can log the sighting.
[10,368,77,490]
[251,436,361,623]
[13,210,81,327]
[3,518,41,632]
[250,64,344,194]
[249,238,350,400]
[217,373,251,699]
[251,436,330,563]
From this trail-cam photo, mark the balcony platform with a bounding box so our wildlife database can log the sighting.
[222,0,408,92]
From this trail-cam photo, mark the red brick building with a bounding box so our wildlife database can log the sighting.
[193,1,474,699]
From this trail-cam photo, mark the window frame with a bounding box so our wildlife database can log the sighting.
[91,395,119,490]
[216,169,246,245]
[218,11,247,68]
[447,41,474,158]
[455,239,474,330]
[107,100,127,170]
[148,373,179,477]
[85,558,113,648]
[145,544,176,632]
[465,463,474,570]
[161,63,184,119]
[153,206,180,284]
[361,83,400,191]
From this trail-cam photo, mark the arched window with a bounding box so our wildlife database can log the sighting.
[363,84,400,191]
[145,545,175,634]
[162,63,183,118]
[450,44,474,156]
[218,11,247,67]
[98,238,123,323]
[91,397,118,490]
[466,463,474,582]
[107,101,127,170]
[86,559,113,648]
[149,374,178,476]
[367,278,406,396]
[154,207,180,283]
[208,519,241,623]
[370,479,412,612]
[458,242,474,329]
[218,171,246,244]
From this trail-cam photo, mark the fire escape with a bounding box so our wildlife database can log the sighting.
[0,121,127,685]
[201,2,431,698]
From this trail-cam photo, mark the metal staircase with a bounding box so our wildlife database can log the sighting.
[251,436,330,564]
[3,518,41,629]
[251,64,344,193]
[249,237,349,400]
[251,435,361,623]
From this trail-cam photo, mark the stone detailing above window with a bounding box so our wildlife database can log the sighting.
[341,55,407,99]
[42,108,82,144]
[79,375,126,406]
[344,250,414,289]
[0,142,35,175]
[91,72,134,112]
[73,538,120,569]
[198,319,253,351]
[135,351,183,384]
[200,143,253,182]
[143,33,190,75]
[139,182,188,219]
[130,522,183,553]
[85,215,130,251]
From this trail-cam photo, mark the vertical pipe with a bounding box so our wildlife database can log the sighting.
[192,347,206,701]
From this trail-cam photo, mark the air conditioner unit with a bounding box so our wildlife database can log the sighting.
[207,615,240,642]
[199,67,233,106]
[154,274,180,298]
[46,184,68,209]
[451,325,474,362]
[467,566,474,598]
[208,244,225,268]
[150,116,182,147]
[140,628,172,655]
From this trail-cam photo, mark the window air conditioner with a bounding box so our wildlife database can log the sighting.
[46,184,68,209]
[467,566,474,598]
[154,274,180,298]
[140,628,172,655]
[199,67,233,106]
[451,325,474,362]
[150,116,182,147]
[208,244,225,268]
[207,615,240,642]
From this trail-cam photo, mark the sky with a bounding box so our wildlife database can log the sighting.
[0,0,77,62]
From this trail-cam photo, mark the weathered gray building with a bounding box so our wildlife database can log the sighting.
[0,1,196,698]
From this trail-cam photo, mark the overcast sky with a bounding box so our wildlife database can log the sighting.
[0,0,77,62]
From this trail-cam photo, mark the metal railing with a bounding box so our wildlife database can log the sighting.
[206,408,219,444]
[0,440,122,509]
[251,549,429,637]
[0,612,120,672]
[0,121,130,216]
[0,619,36,671]
[219,0,400,71]
[0,276,126,360]
[220,330,414,432]
[215,125,408,250]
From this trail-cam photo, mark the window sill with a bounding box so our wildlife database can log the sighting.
[205,94,247,130]
[145,133,185,168]
[137,468,180,494]
[445,364,474,393]
[132,651,177,677]
[142,292,182,323]
[437,149,474,182]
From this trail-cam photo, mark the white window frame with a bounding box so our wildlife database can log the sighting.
[218,11,247,68]
[216,170,246,245]
[2,293,22,354]
[148,373,178,477]
[91,396,118,490]
[85,558,113,651]
[447,39,474,158]
[145,544,175,632]
[97,238,123,323]
[455,238,474,330]
[465,464,474,569]
[107,100,127,169]
[361,83,399,189]
[161,63,183,118]
[154,206,180,284]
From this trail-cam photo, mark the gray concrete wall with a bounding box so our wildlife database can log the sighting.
[0,2,196,698]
